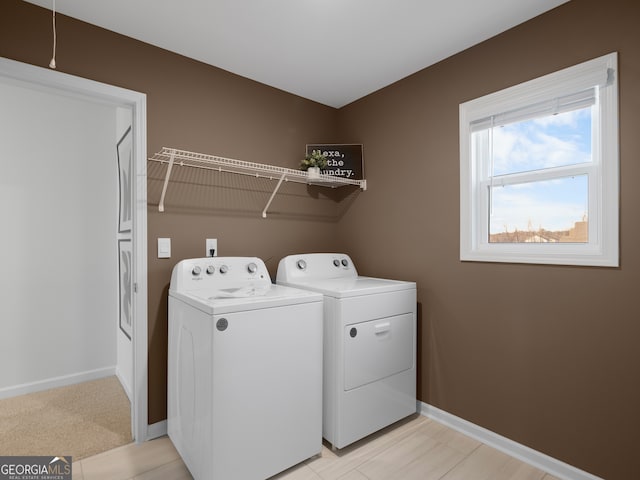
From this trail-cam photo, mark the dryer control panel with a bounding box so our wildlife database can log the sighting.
[276,253,358,283]
[170,257,271,294]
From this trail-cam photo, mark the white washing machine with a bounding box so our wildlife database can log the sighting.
[276,253,416,449]
[168,257,323,480]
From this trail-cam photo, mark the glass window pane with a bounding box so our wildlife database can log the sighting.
[491,107,592,176]
[489,175,588,243]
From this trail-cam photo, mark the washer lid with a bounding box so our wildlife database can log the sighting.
[169,283,322,314]
[279,276,415,298]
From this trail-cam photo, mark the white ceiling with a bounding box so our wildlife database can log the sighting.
[26,0,569,108]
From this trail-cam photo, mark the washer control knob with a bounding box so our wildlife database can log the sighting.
[247,262,258,274]
[296,259,307,270]
[341,258,349,267]
[206,265,215,275]
[333,259,340,267]
[192,266,202,276]
[219,265,229,274]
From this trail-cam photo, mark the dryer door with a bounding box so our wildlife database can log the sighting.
[343,313,414,391]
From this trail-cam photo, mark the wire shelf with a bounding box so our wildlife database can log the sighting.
[148,147,366,216]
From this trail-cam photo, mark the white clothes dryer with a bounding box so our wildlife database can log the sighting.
[168,257,323,480]
[276,253,416,449]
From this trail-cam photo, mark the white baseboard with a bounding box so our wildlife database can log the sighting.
[0,366,116,400]
[418,402,603,480]
[147,420,167,440]
[115,368,133,403]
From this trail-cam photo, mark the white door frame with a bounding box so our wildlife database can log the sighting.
[0,56,149,443]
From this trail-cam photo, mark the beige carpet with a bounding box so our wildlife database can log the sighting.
[0,376,132,460]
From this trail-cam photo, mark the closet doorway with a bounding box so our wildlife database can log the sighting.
[0,57,148,444]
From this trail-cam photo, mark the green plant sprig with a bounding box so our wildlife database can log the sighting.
[300,149,328,171]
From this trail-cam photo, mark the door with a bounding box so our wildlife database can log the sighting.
[0,57,148,442]
[343,313,414,391]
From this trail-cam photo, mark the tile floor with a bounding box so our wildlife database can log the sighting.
[72,415,562,480]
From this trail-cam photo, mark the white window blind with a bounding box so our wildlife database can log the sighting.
[470,88,596,132]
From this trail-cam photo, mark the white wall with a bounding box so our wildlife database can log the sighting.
[0,78,118,396]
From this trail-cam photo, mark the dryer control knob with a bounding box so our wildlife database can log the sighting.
[297,259,307,270]
[192,266,202,276]
[206,265,215,275]
[333,259,340,267]
[219,265,229,274]
[247,262,258,274]
[341,259,349,267]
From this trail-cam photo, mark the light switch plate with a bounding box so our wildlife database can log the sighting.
[158,238,171,258]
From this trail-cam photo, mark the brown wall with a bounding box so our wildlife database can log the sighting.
[337,1,640,479]
[2,0,639,478]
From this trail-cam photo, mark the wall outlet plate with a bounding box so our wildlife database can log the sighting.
[206,238,217,257]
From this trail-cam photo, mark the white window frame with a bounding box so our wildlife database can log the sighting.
[460,52,619,267]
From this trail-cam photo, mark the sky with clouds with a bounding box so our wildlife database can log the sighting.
[487,107,591,234]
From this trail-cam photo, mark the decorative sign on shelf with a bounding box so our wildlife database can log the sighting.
[306,144,364,180]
